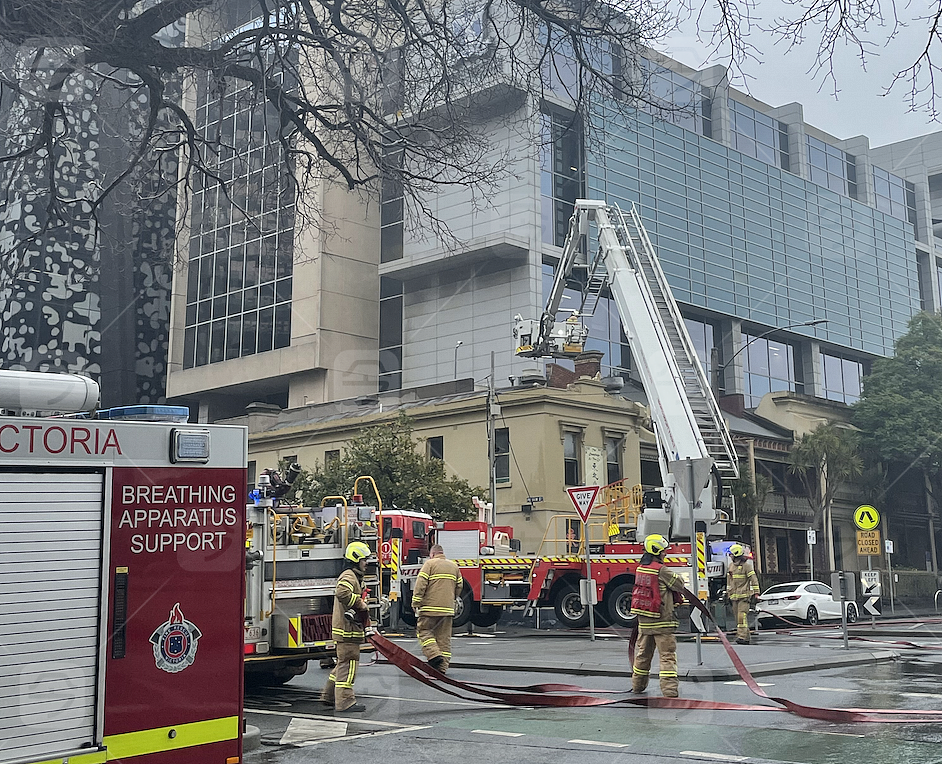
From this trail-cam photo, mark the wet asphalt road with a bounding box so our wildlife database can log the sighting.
[244,628,942,764]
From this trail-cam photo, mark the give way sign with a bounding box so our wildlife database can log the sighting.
[567,485,600,523]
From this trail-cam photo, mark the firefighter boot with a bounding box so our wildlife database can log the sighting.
[429,655,447,673]
[335,703,366,714]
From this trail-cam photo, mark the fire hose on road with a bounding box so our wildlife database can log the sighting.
[368,588,942,723]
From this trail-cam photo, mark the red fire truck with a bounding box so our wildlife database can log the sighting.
[396,484,725,630]
[243,477,386,685]
[0,371,247,764]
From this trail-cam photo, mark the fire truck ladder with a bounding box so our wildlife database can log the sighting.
[607,203,739,493]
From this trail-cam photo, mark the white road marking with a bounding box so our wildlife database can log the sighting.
[809,731,866,738]
[279,718,347,745]
[723,680,773,687]
[902,691,942,699]
[246,707,407,728]
[809,687,850,692]
[472,729,525,737]
[358,693,511,708]
[568,739,629,748]
[680,752,748,762]
[293,725,432,746]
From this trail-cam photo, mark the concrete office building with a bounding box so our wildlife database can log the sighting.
[166,37,925,416]
[164,30,938,578]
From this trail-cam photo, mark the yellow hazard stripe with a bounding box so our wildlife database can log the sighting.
[450,556,693,567]
[31,751,107,764]
[102,716,239,760]
[288,616,301,648]
[390,539,400,573]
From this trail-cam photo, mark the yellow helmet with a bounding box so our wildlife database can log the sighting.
[345,541,371,563]
[729,543,745,558]
[644,534,669,556]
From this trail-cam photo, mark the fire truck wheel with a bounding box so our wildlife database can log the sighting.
[452,590,473,628]
[553,582,590,628]
[605,582,638,628]
[246,662,307,686]
[470,604,502,628]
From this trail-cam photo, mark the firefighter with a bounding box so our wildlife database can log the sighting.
[727,543,760,645]
[412,544,463,673]
[321,541,371,713]
[630,533,686,698]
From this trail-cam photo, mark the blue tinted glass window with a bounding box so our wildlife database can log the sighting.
[806,136,857,199]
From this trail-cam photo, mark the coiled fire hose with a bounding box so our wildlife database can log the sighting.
[368,588,942,722]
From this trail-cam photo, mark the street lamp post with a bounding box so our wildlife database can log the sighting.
[711,319,828,396]
[454,340,463,379]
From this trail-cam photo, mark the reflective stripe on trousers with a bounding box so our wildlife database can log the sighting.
[321,641,361,711]
[632,632,678,696]
[416,614,454,671]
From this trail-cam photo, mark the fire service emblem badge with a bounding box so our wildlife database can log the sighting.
[150,603,202,673]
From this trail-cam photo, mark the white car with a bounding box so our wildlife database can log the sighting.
[756,581,858,628]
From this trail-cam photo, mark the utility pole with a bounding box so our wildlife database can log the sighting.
[687,457,702,665]
[487,351,498,543]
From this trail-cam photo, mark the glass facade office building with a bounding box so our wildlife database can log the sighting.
[586,100,918,360]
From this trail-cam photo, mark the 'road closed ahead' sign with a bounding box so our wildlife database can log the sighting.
[857,529,882,556]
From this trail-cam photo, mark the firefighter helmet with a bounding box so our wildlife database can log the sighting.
[644,534,669,556]
[729,543,745,558]
[345,541,371,563]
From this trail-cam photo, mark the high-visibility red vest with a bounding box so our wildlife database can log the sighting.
[630,561,664,618]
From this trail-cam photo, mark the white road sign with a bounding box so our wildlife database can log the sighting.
[807,528,817,545]
[860,570,882,596]
[566,485,600,523]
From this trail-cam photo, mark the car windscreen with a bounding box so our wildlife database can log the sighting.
[763,584,801,595]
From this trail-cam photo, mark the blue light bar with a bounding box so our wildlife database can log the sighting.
[97,405,190,423]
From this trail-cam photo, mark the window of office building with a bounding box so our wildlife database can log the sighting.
[806,136,857,199]
[541,263,631,378]
[729,100,789,171]
[929,173,942,242]
[741,333,801,407]
[873,167,916,229]
[541,30,618,102]
[563,430,581,486]
[495,428,510,483]
[683,317,716,379]
[605,436,622,484]
[820,352,864,404]
[380,148,404,262]
[183,60,295,369]
[639,60,712,137]
[540,110,583,247]
[427,436,444,461]
[379,277,403,392]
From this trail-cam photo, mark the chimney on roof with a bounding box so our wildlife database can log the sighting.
[574,350,604,380]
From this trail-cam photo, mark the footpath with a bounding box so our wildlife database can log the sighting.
[384,614,942,683]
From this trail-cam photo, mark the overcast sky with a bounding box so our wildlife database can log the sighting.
[662,7,942,148]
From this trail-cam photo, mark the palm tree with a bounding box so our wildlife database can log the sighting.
[788,423,863,571]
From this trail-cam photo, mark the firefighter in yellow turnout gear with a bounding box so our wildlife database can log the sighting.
[412,544,463,673]
[630,534,686,698]
[727,543,760,644]
[321,541,371,713]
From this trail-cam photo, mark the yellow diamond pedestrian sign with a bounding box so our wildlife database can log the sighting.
[854,505,880,531]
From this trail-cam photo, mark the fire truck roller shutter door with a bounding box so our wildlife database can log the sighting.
[0,471,104,763]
